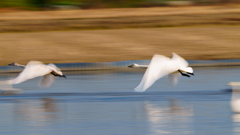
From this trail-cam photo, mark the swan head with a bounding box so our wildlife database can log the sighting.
[8,62,17,66]
[53,70,66,79]
[8,62,26,68]
[180,67,194,76]
[128,63,139,68]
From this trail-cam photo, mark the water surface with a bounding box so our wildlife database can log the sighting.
[0,67,239,135]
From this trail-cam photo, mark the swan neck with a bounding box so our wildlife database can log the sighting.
[137,65,148,68]
[16,64,26,68]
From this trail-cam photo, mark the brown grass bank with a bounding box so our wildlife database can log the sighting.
[0,5,240,65]
[0,26,240,66]
[0,5,240,32]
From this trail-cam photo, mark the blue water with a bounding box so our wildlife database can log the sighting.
[0,67,239,135]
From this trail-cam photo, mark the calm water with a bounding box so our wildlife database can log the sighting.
[0,67,239,135]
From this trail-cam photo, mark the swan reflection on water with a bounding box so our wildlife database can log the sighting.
[14,98,58,126]
[143,99,194,134]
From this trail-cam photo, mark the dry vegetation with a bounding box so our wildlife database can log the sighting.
[0,5,240,65]
[0,26,240,65]
[0,5,240,32]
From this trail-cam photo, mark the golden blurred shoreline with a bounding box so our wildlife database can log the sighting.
[1,5,240,20]
[0,5,240,65]
[1,26,240,66]
[0,5,239,32]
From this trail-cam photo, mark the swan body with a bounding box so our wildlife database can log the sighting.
[228,82,240,113]
[8,61,66,88]
[135,53,194,92]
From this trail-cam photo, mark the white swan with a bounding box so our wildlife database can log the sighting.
[228,82,240,113]
[134,53,194,92]
[8,61,66,88]
[128,63,148,68]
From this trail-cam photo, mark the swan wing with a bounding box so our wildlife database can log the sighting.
[47,63,60,71]
[135,54,176,92]
[47,63,63,75]
[171,53,188,68]
[39,75,57,88]
[11,61,52,84]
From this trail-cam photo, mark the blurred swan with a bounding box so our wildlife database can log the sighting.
[128,63,148,68]
[227,82,240,134]
[8,61,66,88]
[135,53,194,92]
[228,82,240,113]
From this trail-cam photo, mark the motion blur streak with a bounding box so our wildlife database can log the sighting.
[0,0,240,135]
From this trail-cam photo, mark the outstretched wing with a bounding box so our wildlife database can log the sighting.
[171,53,188,68]
[135,54,176,92]
[39,75,57,88]
[38,63,59,88]
[47,63,60,71]
[11,61,52,84]
[47,63,63,76]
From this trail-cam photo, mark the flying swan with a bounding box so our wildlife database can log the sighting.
[128,63,148,68]
[133,53,194,92]
[228,82,240,113]
[7,61,66,88]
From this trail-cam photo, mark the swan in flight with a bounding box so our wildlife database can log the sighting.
[128,63,148,68]
[134,53,194,92]
[8,61,66,88]
[228,82,240,113]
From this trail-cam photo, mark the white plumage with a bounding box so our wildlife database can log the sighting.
[228,82,240,113]
[134,53,194,92]
[8,61,66,88]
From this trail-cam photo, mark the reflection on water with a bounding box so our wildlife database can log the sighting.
[233,114,240,135]
[232,114,240,122]
[0,67,239,135]
[14,98,58,126]
[144,100,193,134]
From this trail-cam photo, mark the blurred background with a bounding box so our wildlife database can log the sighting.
[0,0,239,65]
[0,0,240,9]
[0,1,240,135]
